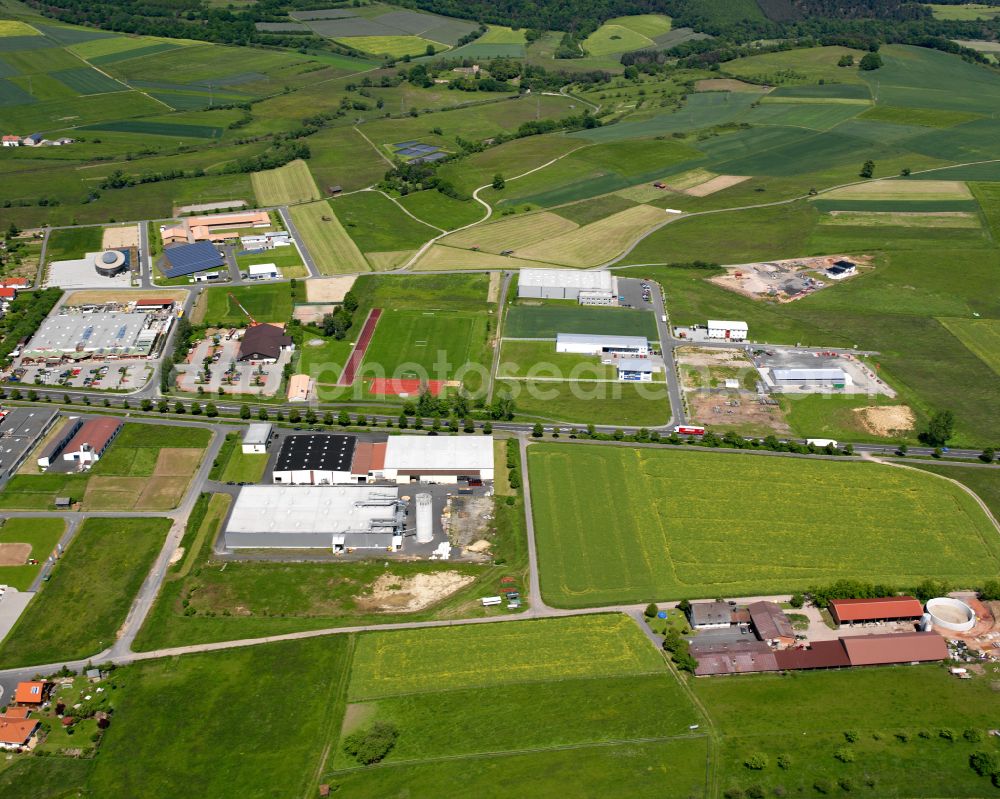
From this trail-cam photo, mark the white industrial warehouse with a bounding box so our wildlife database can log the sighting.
[707,320,748,341]
[224,485,407,550]
[556,333,650,357]
[772,368,851,387]
[378,435,494,483]
[518,268,618,305]
[21,311,173,361]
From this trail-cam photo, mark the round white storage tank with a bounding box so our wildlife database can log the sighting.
[415,493,433,544]
[926,597,976,633]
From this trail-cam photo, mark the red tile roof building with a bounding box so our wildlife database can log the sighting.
[0,718,39,750]
[841,632,947,666]
[748,601,796,646]
[829,596,924,625]
[61,417,123,465]
[13,681,46,705]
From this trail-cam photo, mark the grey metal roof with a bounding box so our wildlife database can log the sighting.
[242,423,271,446]
[689,601,732,627]
[617,358,653,372]
[772,368,847,381]
[519,269,615,291]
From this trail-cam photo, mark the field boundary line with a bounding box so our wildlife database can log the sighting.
[323,731,709,774]
[368,188,445,234]
[306,633,356,798]
[353,126,393,167]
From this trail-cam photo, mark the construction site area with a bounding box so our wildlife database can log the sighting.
[708,255,874,302]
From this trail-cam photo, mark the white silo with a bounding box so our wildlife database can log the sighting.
[415,493,434,544]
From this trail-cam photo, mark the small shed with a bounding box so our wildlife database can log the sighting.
[242,423,272,454]
[55,497,71,508]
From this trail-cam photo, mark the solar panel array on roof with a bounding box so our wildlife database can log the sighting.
[161,241,225,279]
[275,434,356,473]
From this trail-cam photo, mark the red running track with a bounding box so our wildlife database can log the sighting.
[336,308,382,386]
[369,377,445,397]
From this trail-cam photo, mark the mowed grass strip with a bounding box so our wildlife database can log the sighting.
[348,615,663,700]
[251,158,320,205]
[938,317,1000,375]
[442,211,578,254]
[527,444,1000,607]
[857,104,983,128]
[290,200,368,274]
[822,178,971,201]
[412,244,561,271]
[820,210,981,228]
[499,379,670,426]
[0,517,170,666]
[505,304,659,339]
[517,205,668,267]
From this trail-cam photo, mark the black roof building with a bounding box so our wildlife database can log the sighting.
[238,324,293,361]
[274,434,356,474]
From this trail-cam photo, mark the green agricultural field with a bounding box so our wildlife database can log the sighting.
[499,378,669,425]
[0,20,41,37]
[250,158,320,206]
[332,190,438,255]
[583,22,656,57]
[352,272,491,313]
[289,200,369,274]
[0,517,169,665]
[0,517,64,591]
[88,637,352,798]
[505,304,658,339]
[929,2,1000,19]
[744,101,865,130]
[338,35,444,58]
[215,445,268,483]
[201,283,293,325]
[478,25,527,44]
[909,463,1000,520]
[971,180,1000,239]
[397,190,484,230]
[305,126,390,193]
[0,472,90,510]
[527,444,1000,606]
[782,394,917,443]
[724,45,868,85]
[235,244,307,278]
[938,317,1000,375]
[857,104,983,128]
[698,665,1000,798]
[349,614,663,699]
[360,308,491,391]
[435,135,582,196]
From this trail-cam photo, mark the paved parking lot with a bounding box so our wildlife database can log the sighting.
[617,277,656,313]
[9,360,151,391]
[175,335,287,396]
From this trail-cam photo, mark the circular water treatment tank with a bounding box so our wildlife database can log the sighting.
[926,597,975,633]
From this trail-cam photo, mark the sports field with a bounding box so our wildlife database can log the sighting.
[527,444,1000,606]
[251,158,320,206]
[0,517,170,667]
[289,201,368,274]
[505,305,659,339]
[201,283,293,325]
[361,308,490,389]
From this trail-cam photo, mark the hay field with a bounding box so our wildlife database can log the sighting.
[822,179,972,201]
[583,24,654,56]
[348,615,663,699]
[411,244,561,271]
[83,447,203,511]
[528,444,1000,606]
[443,212,578,253]
[338,35,444,57]
[251,159,321,205]
[821,211,981,228]
[478,25,527,44]
[0,21,40,36]
[289,200,368,274]
[517,205,667,266]
[363,250,413,270]
[939,317,1000,375]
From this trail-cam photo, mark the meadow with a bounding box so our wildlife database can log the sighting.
[497,339,618,380]
[527,443,1000,606]
[498,378,670,425]
[332,190,438,257]
[250,158,320,206]
[0,517,64,590]
[699,665,1000,798]
[938,317,1000,375]
[200,282,293,325]
[442,210,578,253]
[289,200,370,274]
[0,517,170,666]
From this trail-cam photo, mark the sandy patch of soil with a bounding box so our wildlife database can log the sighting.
[854,405,914,436]
[102,225,140,250]
[684,175,751,196]
[306,276,356,302]
[168,547,185,565]
[0,542,31,565]
[487,271,500,303]
[675,346,750,368]
[465,539,492,553]
[357,571,475,613]
[340,703,376,736]
[688,392,791,436]
[293,304,335,324]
